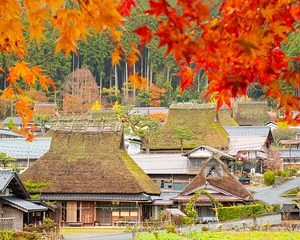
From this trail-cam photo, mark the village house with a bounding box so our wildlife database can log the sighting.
[174,156,254,220]
[280,149,300,170]
[21,121,160,226]
[225,126,273,173]
[131,145,235,191]
[0,138,51,168]
[0,169,47,231]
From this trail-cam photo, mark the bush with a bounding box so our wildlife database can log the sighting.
[263,171,275,186]
[202,226,210,231]
[166,224,176,234]
[272,204,281,214]
[0,230,14,240]
[15,232,39,240]
[0,231,39,240]
[218,204,266,221]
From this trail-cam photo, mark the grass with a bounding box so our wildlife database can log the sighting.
[136,231,300,240]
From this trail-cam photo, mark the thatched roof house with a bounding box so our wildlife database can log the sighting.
[21,122,160,226]
[21,130,159,196]
[175,156,253,203]
[147,103,237,151]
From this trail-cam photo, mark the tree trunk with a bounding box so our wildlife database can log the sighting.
[114,64,118,96]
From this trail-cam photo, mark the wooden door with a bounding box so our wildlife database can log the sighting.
[81,202,94,224]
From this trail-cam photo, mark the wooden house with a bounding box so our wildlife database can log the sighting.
[173,156,253,219]
[146,103,237,152]
[131,145,235,191]
[225,126,273,173]
[21,121,160,226]
[0,170,47,231]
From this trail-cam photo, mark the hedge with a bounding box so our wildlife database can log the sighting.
[218,203,279,222]
[0,231,39,240]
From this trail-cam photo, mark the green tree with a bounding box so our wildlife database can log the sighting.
[173,126,193,151]
[263,171,276,186]
[0,153,16,168]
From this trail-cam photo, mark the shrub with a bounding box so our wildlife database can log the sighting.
[15,232,39,240]
[0,230,14,240]
[263,171,275,186]
[202,226,210,231]
[272,204,281,214]
[166,224,176,234]
[218,204,266,221]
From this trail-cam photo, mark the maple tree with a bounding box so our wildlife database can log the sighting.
[148,84,167,106]
[1,0,300,137]
[134,0,300,123]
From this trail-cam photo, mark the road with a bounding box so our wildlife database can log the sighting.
[254,177,300,205]
[63,214,281,240]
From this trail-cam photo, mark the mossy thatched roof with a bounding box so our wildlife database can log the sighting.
[233,100,270,126]
[147,103,238,151]
[21,131,160,195]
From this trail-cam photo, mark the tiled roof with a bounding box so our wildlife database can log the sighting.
[281,204,300,213]
[0,170,14,192]
[1,196,47,212]
[40,193,152,201]
[280,149,300,158]
[2,117,22,126]
[225,126,271,137]
[0,129,22,137]
[0,170,30,199]
[227,136,267,155]
[131,153,188,174]
[0,138,51,159]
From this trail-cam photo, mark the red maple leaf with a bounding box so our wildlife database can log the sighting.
[134,25,152,46]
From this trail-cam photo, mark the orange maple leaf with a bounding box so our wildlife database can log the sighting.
[112,46,121,66]
[129,74,147,89]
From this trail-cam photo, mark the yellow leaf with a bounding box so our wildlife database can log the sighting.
[129,74,147,89]
[112,47,121,66]
[91,100,101,110]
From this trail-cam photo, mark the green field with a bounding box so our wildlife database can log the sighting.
[136,231,300,240]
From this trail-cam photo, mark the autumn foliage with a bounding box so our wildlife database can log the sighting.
[134,0,300,123]
[1,0,300,137]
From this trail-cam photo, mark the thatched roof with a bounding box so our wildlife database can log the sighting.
[179,156,253,201]
[147,103,238,151]
[21,130,160,195]
[233,100,270,126]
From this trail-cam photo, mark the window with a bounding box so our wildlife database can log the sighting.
[61,202,67,221]
[190,159,201,169]
[173,182,188,190]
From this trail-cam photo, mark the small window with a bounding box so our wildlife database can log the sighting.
[190,159,201,169]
